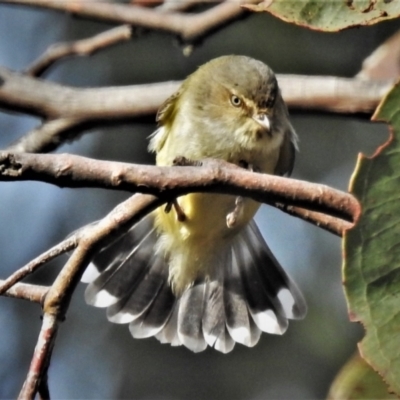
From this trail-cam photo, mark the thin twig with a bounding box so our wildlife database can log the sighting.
[0,236,78,296]
[6,118,83,154]
[1,281,48,303]
[0,152,360,222]
[4,0,252,42]
[26,25,132,77]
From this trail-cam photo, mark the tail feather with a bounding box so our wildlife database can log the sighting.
[107,254,165,324]
[85,218,157,308]
[214,326,235,354]
[155,305,176,344]
[129,279,175,338]
[155,305,181,346]
[202,281,225,348]
[245,222,306,319]
[232,235,288,335]
[248,316,262,346]
[83,215,306,353]
[224,248,259,347]
[177,283,208,352]
[129,284,173,339]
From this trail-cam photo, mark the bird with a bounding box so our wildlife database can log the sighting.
[82,55,307,353]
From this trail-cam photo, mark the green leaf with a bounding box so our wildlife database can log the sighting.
[328,352,397,400]
[244,0,400,31]
[343,81,400,395]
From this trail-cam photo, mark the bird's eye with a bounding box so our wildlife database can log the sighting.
[230,95,242,107]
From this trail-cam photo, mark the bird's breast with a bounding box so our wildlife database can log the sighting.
[156,192,259,244]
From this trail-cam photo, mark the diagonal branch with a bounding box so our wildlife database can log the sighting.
[5,117,83,153]
[18,313,57,400]
[11,193,163,400]
[0,236,78,296]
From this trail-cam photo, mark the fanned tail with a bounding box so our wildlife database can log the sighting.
[83,216,175,337]
[83,216,306,353]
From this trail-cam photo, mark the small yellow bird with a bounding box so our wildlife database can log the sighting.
[83,55,306,353]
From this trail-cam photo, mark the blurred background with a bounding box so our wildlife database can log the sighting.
[0,3,396,399]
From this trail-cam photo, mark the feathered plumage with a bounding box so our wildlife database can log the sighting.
[83,215,306,353]
[82,55,307,353]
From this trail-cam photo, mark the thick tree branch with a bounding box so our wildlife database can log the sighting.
[277,75,392,114]
[26,25,132,78]
[0,66,393,153]
[0,66,177,120]
[0,67,390,119]
[4,0,251,42]
[0,152,360,222]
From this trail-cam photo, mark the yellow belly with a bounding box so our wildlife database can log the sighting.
[154,192,260,294]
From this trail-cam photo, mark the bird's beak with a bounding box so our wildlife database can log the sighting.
[252,114,270,131]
